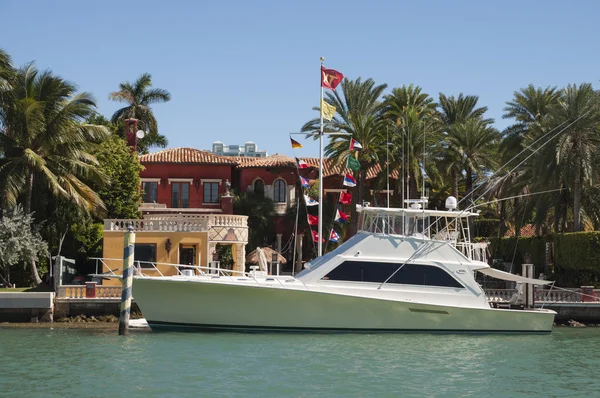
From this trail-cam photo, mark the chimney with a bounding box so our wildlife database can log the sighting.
[125,119,139,151]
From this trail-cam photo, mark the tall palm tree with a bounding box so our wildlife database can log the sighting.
[445,118,500,200]
[301,77,387,235]
[437,93,491,199]
[0,64,109,284]
[501,85,561,233]
[548,83,600,231]
[383,85,441,201]
[110,73,171,153]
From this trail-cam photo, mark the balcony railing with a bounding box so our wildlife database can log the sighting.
[104,214,248,232]
[57,285,122,299]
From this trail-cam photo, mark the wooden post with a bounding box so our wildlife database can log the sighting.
[119,224,135,335]
[522,263,534,308]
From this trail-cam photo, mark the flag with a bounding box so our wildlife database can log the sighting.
[335,209,349,223]
[296,158,309,169]
[321,99,336,121]
[349,138,362,151]
[347,155,360,171]
[304,194,319,206]
[307,214,319,226]
[291,138,302,148]
[343,174,357,187]
[329,229,340,243]
[300,176,310,188]
[312,230,324,243]
[339,191,352,204]
[321,66,344,90]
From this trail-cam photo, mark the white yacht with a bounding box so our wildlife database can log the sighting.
[132,201,556,333]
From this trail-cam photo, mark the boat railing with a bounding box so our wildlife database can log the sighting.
[89,257,307,290]
[485,288,595,303]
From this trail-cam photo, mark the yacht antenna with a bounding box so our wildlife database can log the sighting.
[386,126,390,208]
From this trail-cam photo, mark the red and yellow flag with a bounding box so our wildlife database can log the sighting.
[290,138,302,148]
[321,66,344,90]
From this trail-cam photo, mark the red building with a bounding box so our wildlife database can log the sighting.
[138,147,397,262]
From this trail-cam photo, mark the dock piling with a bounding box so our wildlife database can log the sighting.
[118,224,135,335]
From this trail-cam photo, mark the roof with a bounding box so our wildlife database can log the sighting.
[140,147,400,179]
[504,224,537,237]
[139,147,237,165]
[234,154,297,169]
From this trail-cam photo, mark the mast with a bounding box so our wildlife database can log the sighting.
[318,57,325,257]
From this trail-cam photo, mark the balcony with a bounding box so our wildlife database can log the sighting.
[104,214,248,233]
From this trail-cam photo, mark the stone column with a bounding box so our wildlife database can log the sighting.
[522,263,534,308]
[234,243,246,274]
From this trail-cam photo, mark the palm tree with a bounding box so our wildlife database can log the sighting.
[301,77,388,235]
[0,64,109,284]
[547,83,600,231]
[110,73,171,153]
[501,85,561,233]
[437,93,491,199]
[383,85,441,201]
[445,118,500,201]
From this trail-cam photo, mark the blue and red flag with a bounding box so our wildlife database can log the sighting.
[300,176,310,188]
[335,209,348,223]
[343,174,357,187]
[330,229,340,242]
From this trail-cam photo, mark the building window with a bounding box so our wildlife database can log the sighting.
[254,179,264,197]
[134,243,156,268]
[204,182,219,203]
[325,261,464,288]
[142,182,158,203]
[273,179,286,203]
[171,182,189,208]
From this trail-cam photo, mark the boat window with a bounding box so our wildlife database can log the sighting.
[325,261,464,288]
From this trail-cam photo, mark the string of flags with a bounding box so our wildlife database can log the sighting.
[288,62,354,245]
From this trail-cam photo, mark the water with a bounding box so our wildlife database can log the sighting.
[1,327,599,397]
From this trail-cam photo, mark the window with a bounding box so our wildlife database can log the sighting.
[254,179,265,197]
[273,179,286,203]
[142,182,158,203]
[204,182,219,203]
[171,183,189,208]
[134,243,157,268]
[325,261,464,288]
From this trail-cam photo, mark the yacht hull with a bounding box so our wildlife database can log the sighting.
[133,278,555,333]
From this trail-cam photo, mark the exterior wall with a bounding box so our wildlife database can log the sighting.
[239,167,298,215]
[140,163,232,209]
[102,231,208,286]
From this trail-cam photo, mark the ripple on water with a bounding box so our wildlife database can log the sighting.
[1,328,600,397]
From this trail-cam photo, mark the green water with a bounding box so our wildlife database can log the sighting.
[1,327,599,397]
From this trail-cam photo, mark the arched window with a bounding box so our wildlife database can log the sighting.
[254,179,265,197]
[273,179,286,203]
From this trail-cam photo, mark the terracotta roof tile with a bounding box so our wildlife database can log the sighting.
[139,147,236,165]
[235,154,297,168]
[504,224,537,237]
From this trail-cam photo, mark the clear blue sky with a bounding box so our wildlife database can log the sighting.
[1,0,598,157]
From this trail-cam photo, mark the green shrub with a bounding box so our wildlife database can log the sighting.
[554,232,600,287]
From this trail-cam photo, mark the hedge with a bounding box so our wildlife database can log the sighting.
[554,232,600,287]
[488,232,600,287]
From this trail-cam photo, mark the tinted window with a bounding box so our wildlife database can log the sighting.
[326,261,464,288]
[135,244,157,268]
[273,179,286,203]
[204,182,219,203]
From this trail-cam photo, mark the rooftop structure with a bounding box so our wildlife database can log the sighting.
[211,141,268,157]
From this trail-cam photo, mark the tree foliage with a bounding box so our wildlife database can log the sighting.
[110,73,171,153]
[0,205,48,286]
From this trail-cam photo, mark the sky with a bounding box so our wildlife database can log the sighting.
[1,0,599,158]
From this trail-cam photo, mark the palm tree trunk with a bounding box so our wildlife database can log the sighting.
[465,166,473,204]
[514,197,521,238]
[574,164,582,232]
[499,199,507,238]
[451,169,459,199]
[24,170,43,286]
[409,170,418,200]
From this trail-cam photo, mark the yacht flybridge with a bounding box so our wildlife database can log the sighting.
[131,201,556,333]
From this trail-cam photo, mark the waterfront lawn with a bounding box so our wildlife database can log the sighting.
[0,288,29,292]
